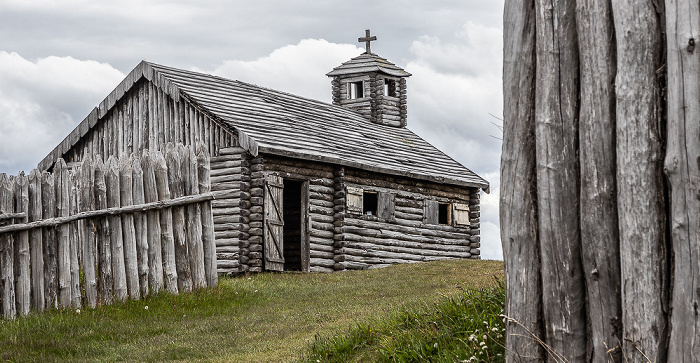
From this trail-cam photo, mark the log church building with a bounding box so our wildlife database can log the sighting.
[39,31,489,274]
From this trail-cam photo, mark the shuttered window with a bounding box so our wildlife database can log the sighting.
[424,200,439,224]
[452,203,470,227]
[346,187,395,220]
[346,186,363,214]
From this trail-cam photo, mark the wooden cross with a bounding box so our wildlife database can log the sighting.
[358,29,377,54]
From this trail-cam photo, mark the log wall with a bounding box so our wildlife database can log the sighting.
[255,156,481,272]
[339,169,479,270]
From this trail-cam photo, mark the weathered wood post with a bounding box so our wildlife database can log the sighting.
[28,170,44,311]
[55,159,72,309]
[13,172,30,315]
[0,174,17,318]
[106,156,127,301]
[197,143,217,287]
[119,157,140,300]
[142,150,165,293]
[94,157,113,304]
[68,170,81,309]
[131,156,149,297]
[166,144,192,293]
[183,145,205,289]
[154,150,178,293]
[41,171,57,310]
[80,155,98,308]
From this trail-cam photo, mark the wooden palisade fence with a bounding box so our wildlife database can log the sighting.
[0,142,217,319]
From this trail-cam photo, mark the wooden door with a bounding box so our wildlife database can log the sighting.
[263,174,285,271]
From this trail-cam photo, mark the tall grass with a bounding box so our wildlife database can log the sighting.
[301,280,506,362]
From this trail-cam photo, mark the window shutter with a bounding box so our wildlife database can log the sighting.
[452,203,470,227]
[378,192,395,220]
[346,186,363,214]
[423,199,439,224]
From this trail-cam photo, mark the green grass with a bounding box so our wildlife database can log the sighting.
[0,259,503,362]
[300,280,505,363]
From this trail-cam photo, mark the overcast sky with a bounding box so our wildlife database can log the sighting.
[0,0,505,259]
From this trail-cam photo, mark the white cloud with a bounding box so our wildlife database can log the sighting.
[0,52,124,174]
[205,39,363,103]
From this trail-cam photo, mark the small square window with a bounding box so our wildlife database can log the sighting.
[438,203,450,225]
[348,81,364,99]
[363,191,378,215]
[384,79,397,97]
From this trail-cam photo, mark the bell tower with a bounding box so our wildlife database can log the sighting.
[326,30,411,127]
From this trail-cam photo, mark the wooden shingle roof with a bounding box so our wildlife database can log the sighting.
[40,61,488,191]
[326,53,411,77]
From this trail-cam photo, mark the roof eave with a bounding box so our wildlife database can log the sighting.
[258,146,490,192]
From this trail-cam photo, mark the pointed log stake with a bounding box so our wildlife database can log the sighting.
[94,157,113,305]
[55,159,72,309]
[155,150,178,294]
[142,150,164,293]
[167,144,192,293]
[132,155,149,297]
[80,155,98,308]
[68,170,81,309]
[14,172,30,315]
[0,175,16,318]
[106,156,127,302]
[119,157,140,300]
[183,145,205,289]
[197,143,217,287]
[41,171,57,310]
[28,170,45,311]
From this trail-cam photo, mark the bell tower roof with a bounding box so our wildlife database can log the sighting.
[326,52,411,77]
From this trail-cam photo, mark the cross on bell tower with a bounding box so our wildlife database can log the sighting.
[358,29,377,54]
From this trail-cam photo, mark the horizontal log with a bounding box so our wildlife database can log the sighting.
[394,211,423,221]
[211,182,241,191]
[310,258,335,268]
[309,205,334,216]
[309,191,334,202]
[309,266,334,273]
[309,236,334,246]
[394,206,423,215]
[0,213,26,221]
[344,239,471,259]
[309,178,335,187]
[344,217,470,239]
[213,215,243,224]
[215,246,240,253]
[215,230,240,239]
[216,260,241,268]
[310,250,335,259]
[310,242,335,253]
[210,174,246,183]
[212,199,242,208]
[310,229,334,239]
[210,160,248,170]
[215,238,239,247]
[212,207,241,216]
[343,254,412,265]
[309,185,334,195]
[309,199,335,208]
[310,214,334,224]
[0,192,215,234]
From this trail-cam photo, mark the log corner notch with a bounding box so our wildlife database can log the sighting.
[502,0,681,362]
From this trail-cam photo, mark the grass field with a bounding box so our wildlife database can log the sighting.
[0,259,503,362]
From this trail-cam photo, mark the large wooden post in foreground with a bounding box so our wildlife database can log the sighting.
[501,0,696,361]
